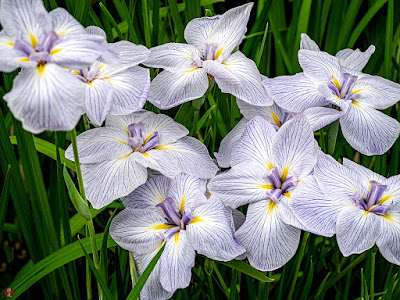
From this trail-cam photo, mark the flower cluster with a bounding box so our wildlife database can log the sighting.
[2,1,400,299]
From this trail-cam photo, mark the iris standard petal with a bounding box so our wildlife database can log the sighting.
[186,197,245,261]
[107,66,150,115]
[147,68,209,110]
[302,107,344,131]
[208,163,275,209]
[84,78,114,126]
[376,211,400,265]
[81,155,148,208]
[299,33,320,51]
[235,200,301,271]
[339,102,400,155]
[342,158,386,183]
[335,45,375,71]
[159,230,196,293]
[336,207,381,256]
[50,8,87,36]
[230,117,276,169]
[109,208,167,254]
[214,118,248,168]
[272,115,319,179]
[204,51,272,106]
[263,73,328,113]
[298,49,343,84]
[64,127,132,163]
[184,15,220,55]
[3,63,85,133]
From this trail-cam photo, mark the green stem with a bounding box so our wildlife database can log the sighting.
[327,120,340,155]
[370,249,377,300]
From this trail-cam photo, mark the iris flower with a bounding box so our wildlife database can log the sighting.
[76,27,151,126]
[143,3,271,109]
[264,34,400,155]
[291,154,400,264]
[0,0,117,133]
[110,173,245,300]
[208,116,319,271]
[65,110,218,209]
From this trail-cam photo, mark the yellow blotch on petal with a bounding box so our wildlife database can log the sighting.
[99,64,105,69]
[364,211,370,216]
[57,30,68,36]
[118,140,128,145]
[37,64,46,77]
[73,70,80,75]
[4,42,14,47]
[352,89,364,94]
[352,101,361,108]
[284,192,291,198]
[50,48,62,55]
[281,165,289,182]
[267,201,277,217]
[190,216,203,224]
[333,77,340,90]
[151,224,175,230]
[259,184,274,190]
[382,214,394,222]
[187,67,199,73]
[180,195,186,214]
[269,109,282,127]
[379,195,392,204]
[142,153,150,157]
[174,232,180,245]
[19,58,30,62]
[144,133,154,144]
[30,33,38,48]
[215,47,224,59]
[266,160,274,171]
[156,145,170,150]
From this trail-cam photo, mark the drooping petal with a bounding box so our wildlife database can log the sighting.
[277,195,308,231]
[147,69,209,110]
[3,63,85,133]
[230,117,276,169]
[376,211,400,265]
[122,175,171,209]
[64,127,132,163]
[290,175,341,237]
[302,106,344,131]
[207,163,274,209]
[110,208,167,254]
[298,49,343,85]
[203,51,272,106]
[50,8,87,36]
[235,200,301,271]
[350,74,400,110]
[84,78,114,126]
[342,158,386,184]
[300,33,320,51]
[214,118,248,168]
[184,16,220,55]
[272,115,319,179]
[81,155,148,208]
[107,66,150,115]
[142,137,218,179]
[206,3,253,61]
[339,102,400,155]
[335,45,375,71]
[336,207,381,256]
[262,73,328,113]
[384,175,400,211]
[236,99,287,127]
[159,230,196,293]
[186,197,245,261]
[0,0,51,42]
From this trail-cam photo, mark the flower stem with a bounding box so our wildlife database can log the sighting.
[370,248,377,300]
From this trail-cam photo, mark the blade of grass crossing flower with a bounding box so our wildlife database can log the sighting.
[255,22,269,67]
[219,260,274,283]
[0,166,11,243]
[385,0,394,78]
[101,209,118,288]
[126,244,166,300]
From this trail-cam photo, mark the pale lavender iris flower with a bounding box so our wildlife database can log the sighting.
[65,110,218,209]
[0,0,117,133]
[75,27,151,126]
[110,173,245,300]
[208,116,320,271]
[143,3,272,109]
[291,154,400,265]
[264,33,400,156]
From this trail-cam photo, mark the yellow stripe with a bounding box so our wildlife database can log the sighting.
[187,67,199,73]
[352,101,361,108]
[37,64,46,77]
[267,160,274,171]
[156,145,170,150]
[333,77,340,90]
[379,195,392,204]
[269,110,282,127]
[151,224,175,230]
[281,165,289,182]
[144,133,154,144]
[352,89,364,94]
[50,48,62,55]
[174,232,179,245]
[267,201,276,217]
[30,33,38,48]
[190,216,203,224]
[118,140,128,145]
[1,42,14,47]
[215,47,224,59]
[19,58,30,62]
[259,184,274,190]
[284,192,291,198]
[382,214,394,222]
[180,195,186,214]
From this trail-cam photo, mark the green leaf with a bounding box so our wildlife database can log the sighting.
[219,260,274,283]
[0,165,11,242]
[99,2,124,40]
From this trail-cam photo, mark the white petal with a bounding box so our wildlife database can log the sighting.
[86,26,107,39]
[203,51,272,106]
[50,8,86,36]
[110,208,167,254]
[184,16,220,55]
[235,200,301,271]
[3,63,85,133]
[147,69,209,110]
[351,74,400,109]
[335,45,375,71]
[107,66,150,115]
[342,158,386,183]
[263,73,328,113]
[302,107,344,131]
[290,175,341,237]
[336,207,381,256]
[298,49,343,84]
[206,3,253,61]
[142,137,218,179]
[237,99,287,127]
[108,41,149,69]
[272,115,319,179]
[160,230,196,292]
[84,78,114,126]
[207,163,273,209]
[81,154,148,209]
[214,118,248,168]
[122,175,171,209]
[186,197,245,261]
[300,33,320,51]
[231,117,276,169]
[376,211,400,265]
[0,0,51,42]
[64,127,132,163]
[277,195,308,231]
[339,102,400,155]
[385,175,400,211]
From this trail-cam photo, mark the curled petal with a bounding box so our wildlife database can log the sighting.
[184,16,220,55]
[335,45,375,71]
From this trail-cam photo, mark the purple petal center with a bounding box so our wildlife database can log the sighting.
[328,72,359,101]
[264,167,297,203]
[353,180,391,215]
[126,122,161,153]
